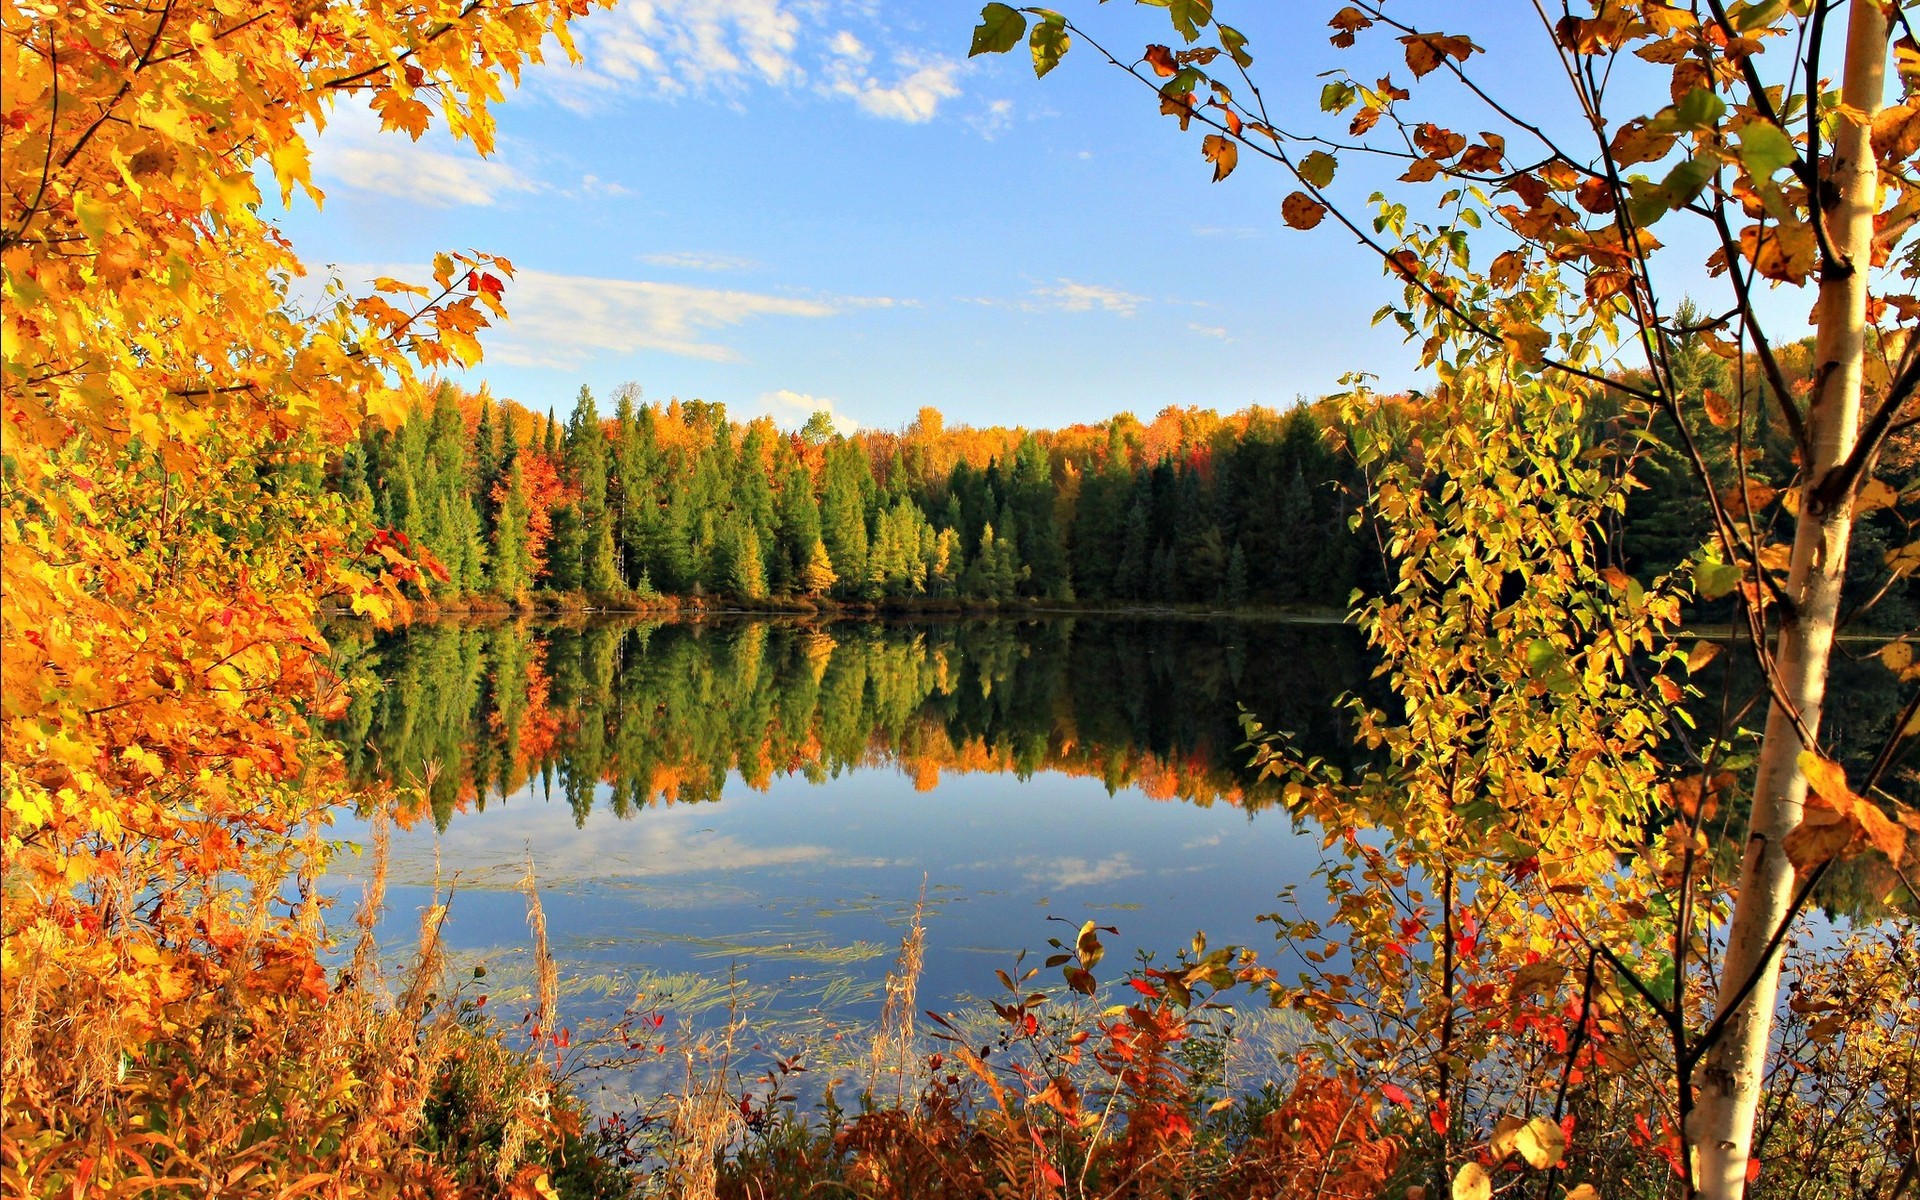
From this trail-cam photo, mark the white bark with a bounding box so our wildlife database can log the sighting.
[1691,4,1888,1198]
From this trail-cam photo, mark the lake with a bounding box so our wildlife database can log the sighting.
[323,614,1370,1098]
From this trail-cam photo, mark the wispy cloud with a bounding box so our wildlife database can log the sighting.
[336,802,888,890]
[1188,323,1230,340]
[1033,279,1147,317]
[567,0,804,102]
[547,0,966,123]
[756,389,859,434]
[340,264,901,368]
[1021,854,1140,890]
[641,250,760,271]
[826,51,963,124]
[307,102,541,208]
[963,279,1150,318]
[968,97,1015,140]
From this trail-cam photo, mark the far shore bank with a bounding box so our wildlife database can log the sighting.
[321,591,1354,626]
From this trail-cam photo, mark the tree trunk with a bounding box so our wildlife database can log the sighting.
[1691,4,1888,1198]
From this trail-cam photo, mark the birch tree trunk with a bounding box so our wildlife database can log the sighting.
[1691,4,1889,1197]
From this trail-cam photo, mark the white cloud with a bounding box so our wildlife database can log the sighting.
[1188,323,1230,340]
[578,173,632,197]
[829,54,963,124]
[757,389,859,434]
[549,2,965,123]
[1021,854,1140,890]
[575,0,803,99]
[968,97,1015,140]
[325,147,539,207]
[829,29,869,63]
[1033,279,1147,317]
[641,250,760,271]
[336,802,887,890]
[307,102,541,208]
[338,263,900,368]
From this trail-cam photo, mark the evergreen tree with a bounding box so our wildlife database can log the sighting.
[820,443,871,597]
[490,449,532,597]
[473,394,499,535]
[1225,540,1249,607]
[1113,497,1150,599]
[1009,436,1066,597]
[567,387,621,594]
[773,460,821,594]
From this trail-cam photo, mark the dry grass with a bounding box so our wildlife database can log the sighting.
[667,977,748,1200]
[867,879,928,1107]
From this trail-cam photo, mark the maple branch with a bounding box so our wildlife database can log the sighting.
[53,0,174,172]
[142,9,271,66]
[6,39,60,252]
[318,0,488,91]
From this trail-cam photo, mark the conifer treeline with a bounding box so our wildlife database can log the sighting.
[335,386,1366,609]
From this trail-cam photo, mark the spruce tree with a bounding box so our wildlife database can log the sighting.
[473,394,499,535]
[567,387,620,595]
[1225,540,1249,608]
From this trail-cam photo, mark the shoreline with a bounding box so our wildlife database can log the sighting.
[322,592,1355,626]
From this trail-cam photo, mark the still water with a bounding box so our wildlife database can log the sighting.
[324,615,1367,1076]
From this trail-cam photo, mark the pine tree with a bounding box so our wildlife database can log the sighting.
[773,460,821,594]
[1112,497,1150,599]
[491,451,532,598]
[1009,436,1065,597]
[1225,540,1249,608]
[473,394,499,535]
[820,443,871,597]
[567,387,620,595]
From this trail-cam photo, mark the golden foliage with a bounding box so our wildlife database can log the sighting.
[1,0,602,1183]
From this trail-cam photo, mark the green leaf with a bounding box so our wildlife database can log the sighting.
[1320,80,1357,113]
[1660,156,1715,208]
[969,3,1026,56]
[1029,18,1070,77]
[1626,176,1671,229]
[1217,23,1252,68]
[1731,0,1789,31]
[1299,150,1338,188]
[1694,557,1743,600]
[1737,121,1797,179]
[73,192,110,244]
[1675,87,1726,131]
[1169,0,1213,43]
[1524,638,1569,687]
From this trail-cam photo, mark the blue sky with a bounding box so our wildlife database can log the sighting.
[273,2,1799,434]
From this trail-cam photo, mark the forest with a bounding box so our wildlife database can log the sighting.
[340,331,1918,625]
[341,388,1364,609]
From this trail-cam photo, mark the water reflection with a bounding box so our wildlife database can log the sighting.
[320,616,1365,1069]
[329,615,1367,832]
